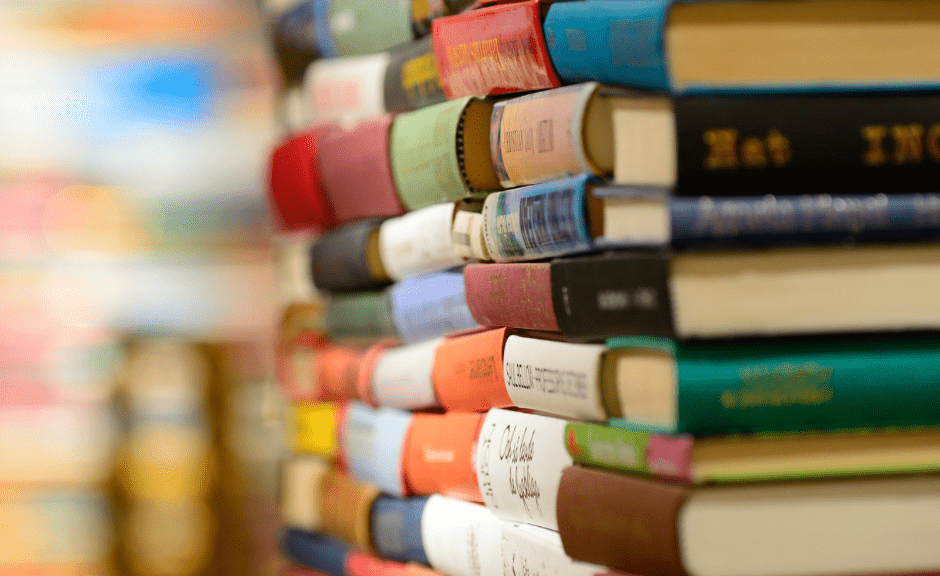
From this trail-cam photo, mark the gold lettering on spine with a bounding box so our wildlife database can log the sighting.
[766,130,792,167]
[927,124,940,161]
[703,129,739,170]
[861,125,888,166]
[740,137,767,168]
[892,124,924,164]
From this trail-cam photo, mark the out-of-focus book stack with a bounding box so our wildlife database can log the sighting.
[264,2,940,576]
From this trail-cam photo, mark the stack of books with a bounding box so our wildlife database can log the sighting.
[265,1,940,576]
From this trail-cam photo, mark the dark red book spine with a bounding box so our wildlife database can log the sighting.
[268,129,339,232]
[317,114,407,224]
[431,0,561,98]
[464,262,561,332]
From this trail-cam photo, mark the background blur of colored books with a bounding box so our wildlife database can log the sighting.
[0,2,285,575]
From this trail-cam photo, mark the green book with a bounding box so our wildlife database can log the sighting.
[389,96,500,210]
[325,291,396,341]
[329,0,413,57]
[605,333,940,435]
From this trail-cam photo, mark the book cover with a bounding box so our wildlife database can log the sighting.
[325,291,397,342]
[291,401,342,458]
[404,412,484,501]
[327,0,414,57]
[388,272,479,344]
[432,327,513,412]
[268,129,339,232]
[384,36,448,113]
[283,530,350,576]
[370,338,442,410]
[310,218,390,293]
[463,262,559,332]
[305,53,390,124]
[432,0,560,98]
[341,402,412,496]
[378,203,464,281]
[370,495,431,565]
[319,468,381,552]
[317,115,407,224]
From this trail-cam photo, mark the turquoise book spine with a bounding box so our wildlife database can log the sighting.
[612,334,940,435]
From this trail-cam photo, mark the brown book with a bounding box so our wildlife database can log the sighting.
[557,466,940,576]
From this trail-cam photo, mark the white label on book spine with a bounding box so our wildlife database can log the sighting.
[501,523,608,576]
[475,409,572,531]
[503,336,607,421]
[305,53,389,125]
[371,338,442,410]
[281,457,328,531]
[379,203,463,281]
[422,495,504,576]
[452,209,490,261]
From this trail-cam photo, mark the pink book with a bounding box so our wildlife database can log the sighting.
[464,262,560,332]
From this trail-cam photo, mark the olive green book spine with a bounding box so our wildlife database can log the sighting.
[325,291,397,340]
[330,0,414,57]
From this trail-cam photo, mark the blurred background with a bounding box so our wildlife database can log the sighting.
[0,1,288,575]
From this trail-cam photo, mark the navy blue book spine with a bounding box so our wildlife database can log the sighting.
[370,496,431,565]
[282,530,349,576]
[670,193,940,246]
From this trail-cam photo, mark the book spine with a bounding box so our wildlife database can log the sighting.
[378,203,464,281]
[283,530,350,576]
[564,422,695,483]
[314,344,366,402]
[326,291,397,341]
[404,412,484,501]
[542,0,671,90]
[291,401,342,457]
[271,0,323,87]
[464,263,560,332]
[500,522,611,576]
[502,336,608,421]
[421,496,505,576]
[305,53,389,124]
[670,193,940,246]
[318,115,407,224]
[549,251,676,340]
[371,338,443,410]
[432,328,513,412]
[389,272,480,344]
[371,495,431,565]
[384,36,448,113]
[673,93,940,195]
[491,83,598,188]
[670,335,940,435]
[268,130,339,232]
[452,200,490,261]
[556,467,689,576]
[312,0,337,58]
[481,175,594,262]
[319,469,382,552]
[432,0,561,98]
[328,0,414,57]
[311,218,389,292]
[281,457,331,531]
[474,408,572,531]
[389,97,476,210]
[341,402,412,496]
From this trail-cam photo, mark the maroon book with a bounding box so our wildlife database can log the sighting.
[268,129,339,232]
[317,114,407,224]
[463,262,560,332]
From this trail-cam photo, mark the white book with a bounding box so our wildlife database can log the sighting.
[379,203,464,281]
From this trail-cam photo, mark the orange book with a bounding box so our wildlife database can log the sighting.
[432,328,512,412]
[316,344,366,401]
[403,412,484,502]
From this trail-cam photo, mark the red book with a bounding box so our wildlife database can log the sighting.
[317,115,407,224]
[463,262,560,332]
[268,129,339,232]
[432,0,561,98]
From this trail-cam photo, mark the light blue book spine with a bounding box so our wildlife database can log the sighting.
[543,0,672,90]
[389,272,479,344]
[343,403,412,496]
[342,402,378,489]
[482,174,595,262]
[371,495,431,565]
[313,0,337,57]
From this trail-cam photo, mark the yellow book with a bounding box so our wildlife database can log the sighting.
[291,402,341,458]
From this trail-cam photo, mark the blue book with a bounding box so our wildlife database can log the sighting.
[282,530,350,576]
[343,402,412,496]
[389,271,479,343]
[370,496,430,565]
[543,0,940,94]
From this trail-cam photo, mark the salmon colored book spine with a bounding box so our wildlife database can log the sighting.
[403,412,485,502]
[277,330,328,401]
[432,327,513,412]
[356,339,398,407]
[316,344,366,401]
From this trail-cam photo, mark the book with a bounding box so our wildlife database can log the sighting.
[451,199,489,261]
[268,129,338,232]
[283,530,350,576]
[465,244,940,340]
[310,218,390,293]
[325,291,397,341]
[317,0,414,58]
[383,36,448,113]
[377,203,465,281]
[270,0,322,87]
[431,0,561,98]
[317,115,407,224]
[290,401,342,458]
[607,91,940,194]
[387,271,479,344]
[410,0,475,37]
[606,333,940,435]
[341,402,412,496]
[556,466,940,576]
[389,97,500,210]
[370,338,441,410]
[370,494,430,565]
[490,83,617,188]
[403,411,484,501]
[565,421,940,484]
[542,0,940,94]
[304,53,390,124]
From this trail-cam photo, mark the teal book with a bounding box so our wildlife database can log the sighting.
[543,0,940,93]
[606,334,940,435]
